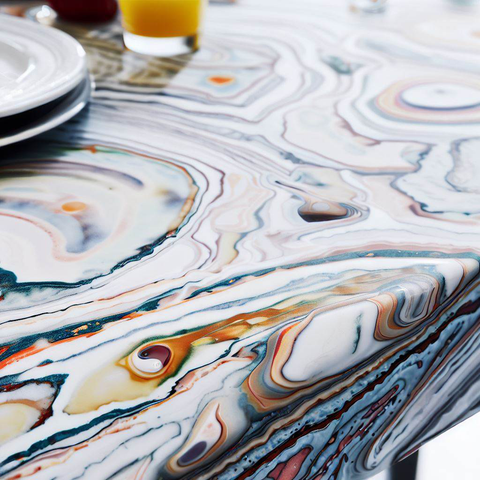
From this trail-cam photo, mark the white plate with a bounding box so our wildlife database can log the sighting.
[0,75,93,147]
[0,14,87,118]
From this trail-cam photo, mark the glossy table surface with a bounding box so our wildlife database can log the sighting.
[0,1,480,479]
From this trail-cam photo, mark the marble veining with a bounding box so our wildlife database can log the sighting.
[0,0,480,479]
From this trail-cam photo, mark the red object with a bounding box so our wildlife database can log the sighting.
[49,0,118,22]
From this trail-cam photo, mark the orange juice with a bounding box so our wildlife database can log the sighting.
[119,0,205,38]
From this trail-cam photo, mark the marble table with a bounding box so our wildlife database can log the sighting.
[1,0,480,479]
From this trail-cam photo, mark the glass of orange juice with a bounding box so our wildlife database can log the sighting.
[119,0,207,56]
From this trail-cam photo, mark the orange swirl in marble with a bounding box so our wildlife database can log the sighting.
[0,145,198,289]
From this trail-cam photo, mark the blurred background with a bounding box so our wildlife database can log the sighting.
[373,412,480,480]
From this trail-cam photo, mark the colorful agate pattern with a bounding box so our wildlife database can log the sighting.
[1,0,480,479]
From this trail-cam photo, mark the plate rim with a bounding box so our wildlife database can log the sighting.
[0,74,93,147]
[0,14,87,118]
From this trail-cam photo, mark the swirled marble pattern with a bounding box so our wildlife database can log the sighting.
[1,0,480,479]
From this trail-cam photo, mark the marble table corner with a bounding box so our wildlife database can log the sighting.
[0,0,480,479]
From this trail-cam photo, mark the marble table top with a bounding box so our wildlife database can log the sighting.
[0,0,480,479]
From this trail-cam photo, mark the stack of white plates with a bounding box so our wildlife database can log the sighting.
[0,14,92,147]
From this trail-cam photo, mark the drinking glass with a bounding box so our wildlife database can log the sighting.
[49,0,118,22]
[349,0,388,13]
[119,0,207,56]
